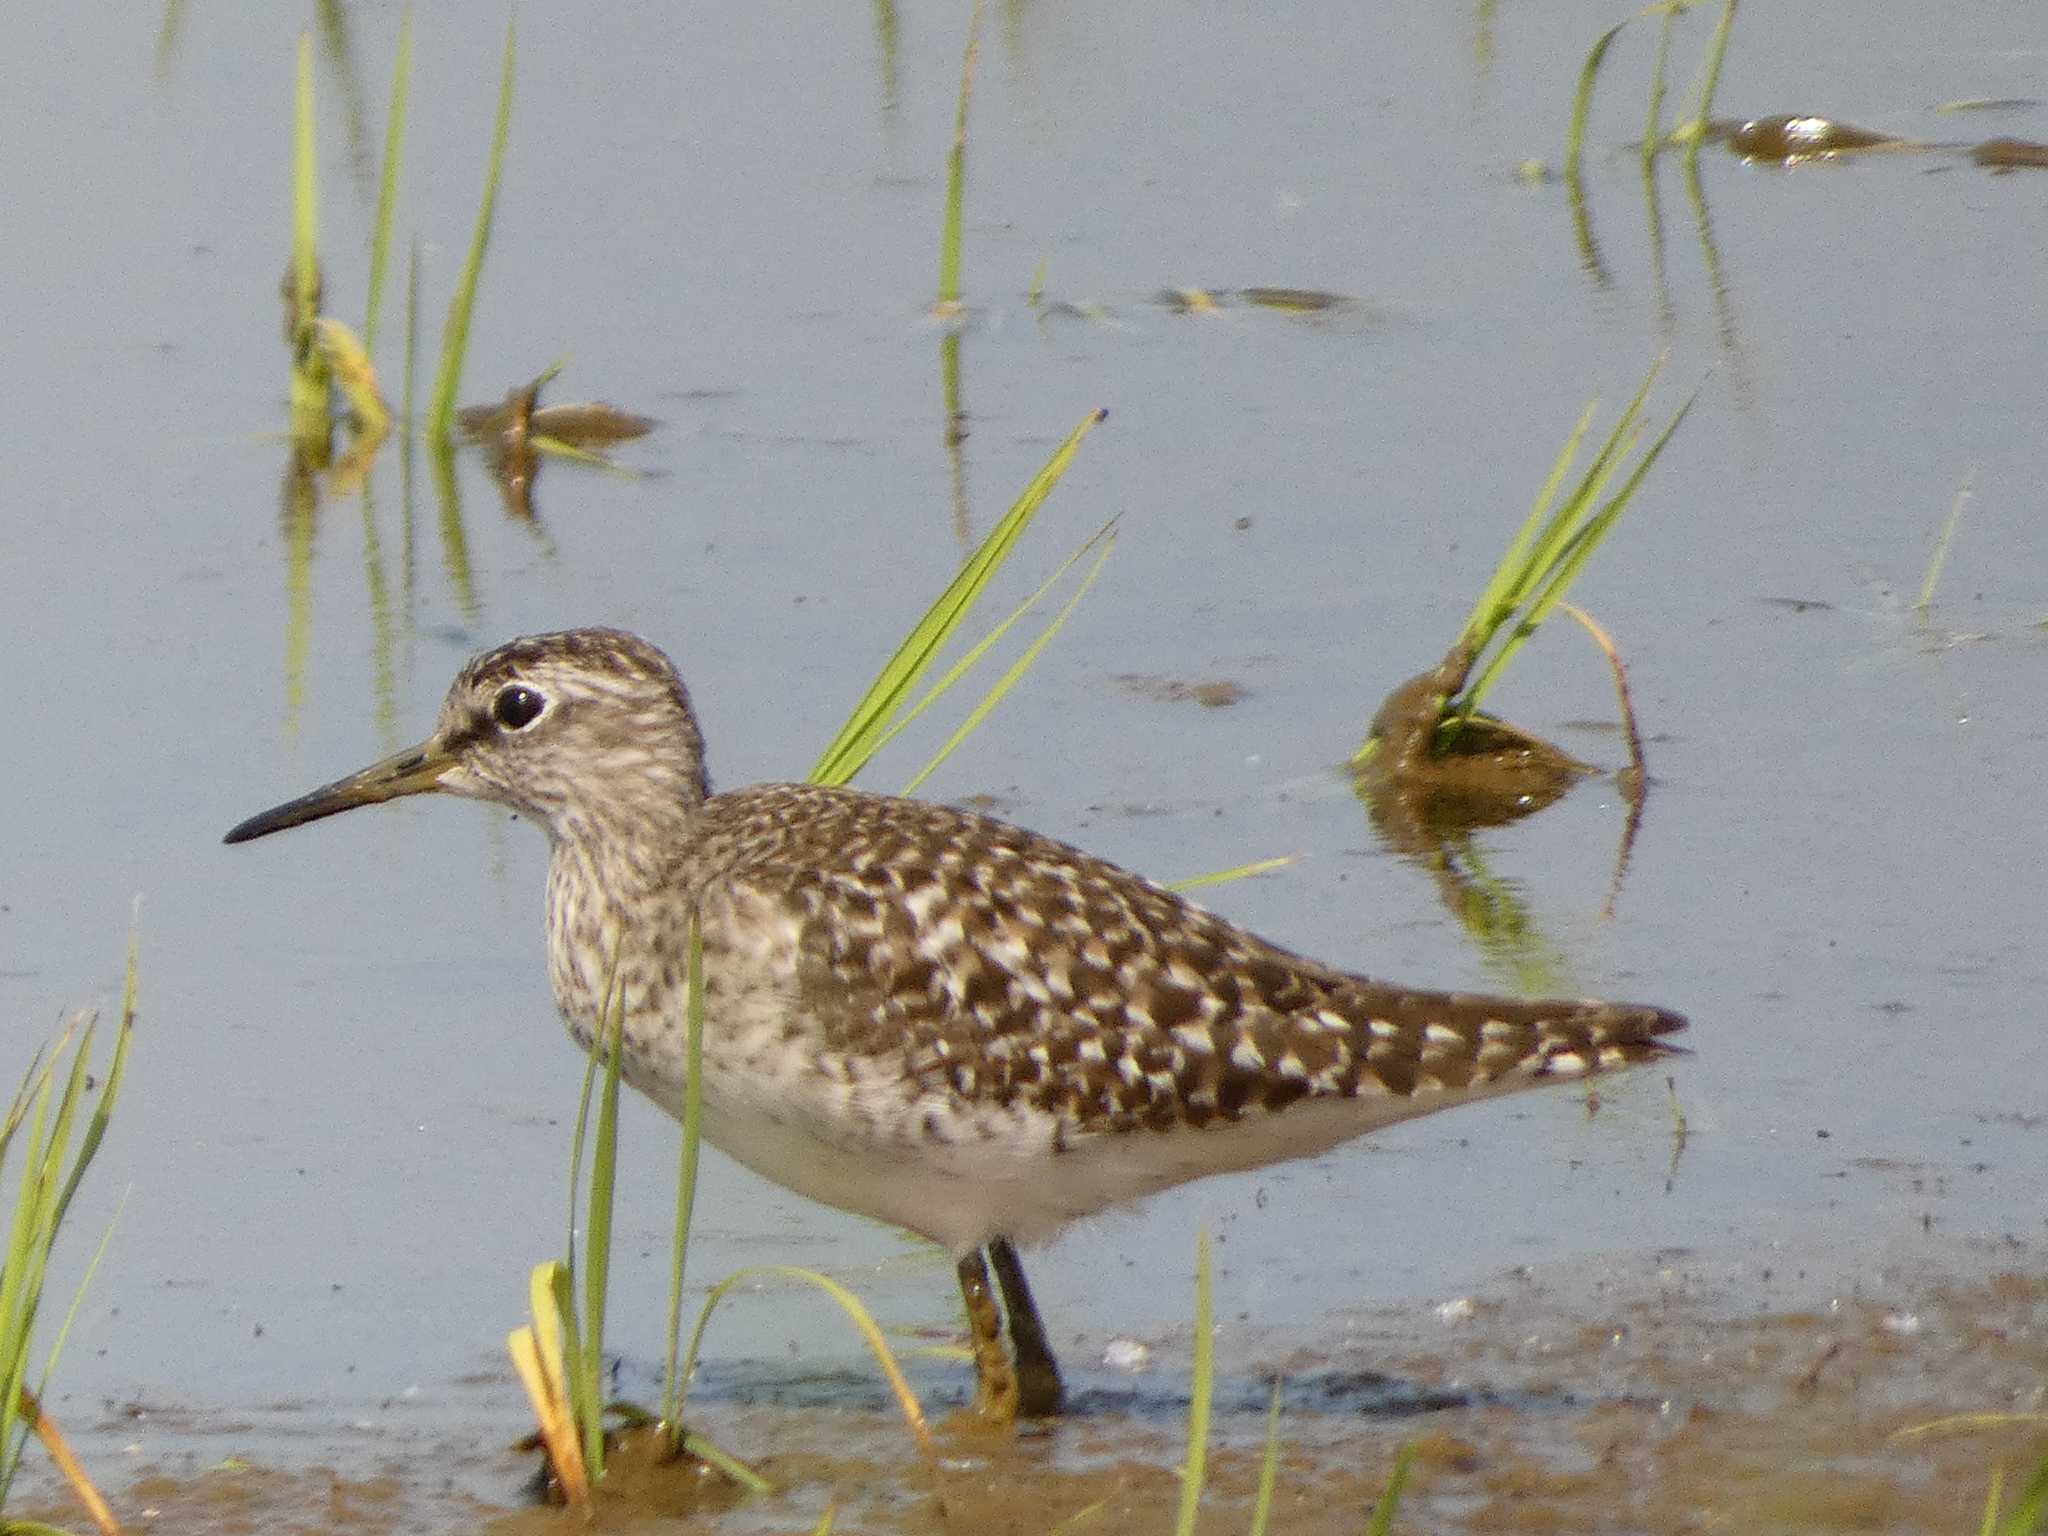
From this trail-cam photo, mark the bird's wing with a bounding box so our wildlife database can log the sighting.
[714,787,1683,1136]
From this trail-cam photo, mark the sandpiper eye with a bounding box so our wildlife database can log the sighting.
[492,685,546,730]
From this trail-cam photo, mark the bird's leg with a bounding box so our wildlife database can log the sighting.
[957,1250,1019,1425]
[988,1236,1065,1417]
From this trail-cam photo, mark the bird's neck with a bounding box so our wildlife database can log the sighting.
[547,793,705,900]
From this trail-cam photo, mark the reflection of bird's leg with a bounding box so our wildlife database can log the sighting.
[989,1237,1065,1418]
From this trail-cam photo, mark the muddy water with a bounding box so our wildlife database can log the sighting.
[2,0,2045,1530]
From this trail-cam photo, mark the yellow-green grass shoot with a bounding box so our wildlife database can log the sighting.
[1917,471,1973,615]
[1568,3,1741,176]
[1172,1229,1214,1536]
[659,915,705,1452]
[521,950,624,1489]
[362,9,413,357]
[900,523,1116,794]
[1366,1440,1418,1536]
[676,1265,934,1460]
[1564,19,1625,186]
[556,953,626,1481]
[1385,357,1690,757]
[288,33,329,442]
[1983,1451,2048,1536]
[1246,1379,1284,1536]
[578,962,627,1479]
[313,318,390,439]
[810,407,1108,788]
[935,0,982,312]
[1681,0,1740,170]
[1167,856,1293,895]
[1643,2,1681,174]
[0,942,136,1528]
[506,1261,590,1510]
[677,1428,772,1497]
[426,17,515,445]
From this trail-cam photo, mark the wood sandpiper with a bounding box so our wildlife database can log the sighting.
[225,627,1686,1423]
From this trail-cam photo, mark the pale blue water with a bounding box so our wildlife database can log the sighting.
[0,0,2042,1496]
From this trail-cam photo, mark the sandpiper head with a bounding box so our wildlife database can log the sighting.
[224,628,710,846]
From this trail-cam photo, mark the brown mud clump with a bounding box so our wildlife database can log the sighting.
[1352,642,1589,838]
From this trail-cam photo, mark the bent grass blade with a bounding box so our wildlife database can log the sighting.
[677,1265,934,1461]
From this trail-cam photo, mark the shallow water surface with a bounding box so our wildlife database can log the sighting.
[1,0,2044,1528]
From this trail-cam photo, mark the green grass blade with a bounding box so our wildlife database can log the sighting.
[679,1429,774,1497]
[900,528,1116,794]
[1682,0,1740,168]
[363,8,413,356]
[291,34,319,332]
[1981,1466,2006,1536]
[1996,1450,2048,1536]
[1247,1379,1284,1536]
[936,0,981,307]
[1459,389,1692,719]
[1644,1,1679,172]
[1166,855,1293,894]
[1173,1230,1214,1536]
[661,915,707,1447]
[564,1010,602,1272]
[1526,392,1693,618]
[1566,22,1626,184]
[288,33,328,438]
[1463,399,1597,645]
[0,1071,56,1492]
[1366,1440,1418,1536]
[426,16,515,444]
[809,407,1106,787]
[1917,472,1973,614]
[864,519,1115,770]
[581,959,626,1481]
[35,1187,126,1410]
[49,937,137,1236]
[1509,359,1663,605]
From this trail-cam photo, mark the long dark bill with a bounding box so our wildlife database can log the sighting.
[223,740,453,844]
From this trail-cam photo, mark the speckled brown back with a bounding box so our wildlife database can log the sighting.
[701,784,1684,1138]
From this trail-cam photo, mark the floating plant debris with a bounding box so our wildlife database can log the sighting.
[1721,114,1907,162]
[1153,286,1359,316]
[1114,674,1248,708]
[1971,136,2048,171]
